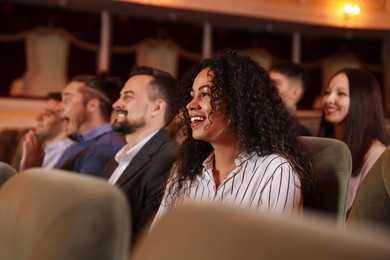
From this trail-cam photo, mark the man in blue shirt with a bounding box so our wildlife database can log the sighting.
[54,75,125,176]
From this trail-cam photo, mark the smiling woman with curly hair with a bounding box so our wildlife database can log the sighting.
[153,49,312,223]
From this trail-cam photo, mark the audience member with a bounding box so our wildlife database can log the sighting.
[269,61,312,136]
[318,68,389,213]
[153,50,312,225]
[19,92,73,170]
[54,75,125,176]
[100,66,180,245]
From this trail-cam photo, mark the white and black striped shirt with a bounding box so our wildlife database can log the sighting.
[154,151,302,223]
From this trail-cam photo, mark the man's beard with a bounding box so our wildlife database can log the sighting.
[112,117,146,135]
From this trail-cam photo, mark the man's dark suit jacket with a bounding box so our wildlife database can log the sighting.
[100,129,179,245]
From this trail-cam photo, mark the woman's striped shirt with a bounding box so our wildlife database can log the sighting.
[154,151,302,223]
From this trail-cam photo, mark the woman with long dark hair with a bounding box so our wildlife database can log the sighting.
[319,68,389,212]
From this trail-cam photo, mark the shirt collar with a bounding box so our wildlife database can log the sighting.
[79,123,112,142]
[44,138,74,153]
[202,150,257,171]
[114,130,159,163]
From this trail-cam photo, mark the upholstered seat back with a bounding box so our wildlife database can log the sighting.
[132,204,390,260]
[0,161,16,186]
[0,168,130,260]
[348,145,390,230]
[299,136,352,228]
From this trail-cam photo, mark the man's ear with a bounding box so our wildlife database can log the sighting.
[152,99,166,117]
[86,98,100,113]
[291,85,304,103]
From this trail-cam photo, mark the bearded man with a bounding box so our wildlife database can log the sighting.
[100,66,180,247]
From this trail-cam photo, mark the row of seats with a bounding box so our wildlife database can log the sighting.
[0,168,130,260]
[0,136,389,259]
[133,204,390,260]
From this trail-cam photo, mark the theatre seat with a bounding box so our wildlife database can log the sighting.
[348,145,390,230]
[132,204,390,260]
[0,161,16,186]
[0,168,131,260]
[299,136,352,228]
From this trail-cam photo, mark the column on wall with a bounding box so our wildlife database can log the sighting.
[98,10,112,74]
[291,31,301,63]
[202,22,212,59]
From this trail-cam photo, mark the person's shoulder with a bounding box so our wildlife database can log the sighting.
[366,140,387,160]
[255,153,290,168]
[101,129,124,140]
[95,130,125,145]
[153,130,180,148]
[371,139,387,150]
[153,137,179,157]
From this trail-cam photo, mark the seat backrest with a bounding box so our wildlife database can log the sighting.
[0,161,17,186]
[0,128,27,166]
[348,145,390,230]
[0,168,131,260]
[132,204,390,260]
[299,136,352,228]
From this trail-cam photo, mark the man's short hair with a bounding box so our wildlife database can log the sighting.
[129,66,179,126]
[70,75,122,122]
[269,62,309,92]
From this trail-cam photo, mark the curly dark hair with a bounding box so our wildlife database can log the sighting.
[167,49,312,204]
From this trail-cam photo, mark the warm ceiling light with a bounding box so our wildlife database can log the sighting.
[344,3,361,16]
[352,5,361,15]
[344,3,353,14]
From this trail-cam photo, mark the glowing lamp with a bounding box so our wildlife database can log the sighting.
[344,3,361,16]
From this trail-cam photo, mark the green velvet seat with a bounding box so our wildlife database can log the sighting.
[348,145,390,230]
[133,204,390,260]
[0,168,131,260]
[299,136,352,228]
[0,161,16,186]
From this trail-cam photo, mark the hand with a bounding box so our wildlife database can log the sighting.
[19,130,44,171]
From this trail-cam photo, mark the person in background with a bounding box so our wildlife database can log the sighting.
[19,92,73,170]
[269,61,312,136]
[318,68,389,213]
[153,50,312,225]
[100,66,180,246]
[53,75,125,176]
